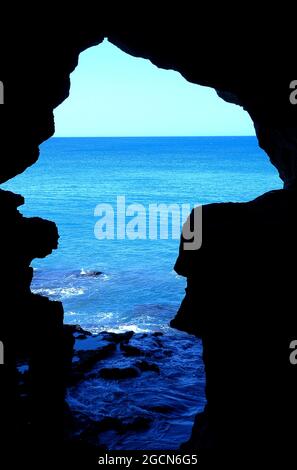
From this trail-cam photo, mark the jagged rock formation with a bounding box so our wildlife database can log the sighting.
[0,189,74,461]
[171,189,297,464]
[1,15,297,466]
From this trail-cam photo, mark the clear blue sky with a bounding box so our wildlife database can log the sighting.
[54,40,254,137]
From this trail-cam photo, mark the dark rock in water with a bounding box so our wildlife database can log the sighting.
[152,331,164,337]
[80,270,103,277]
[76,343,116,361]
[148,405,174,414]
[76,334,87,340]
[139,333,148,339]
[65,324,92,337]
[99,366,141,380]
[72,343,116,380]
[121,416,152,433]
[120,343,143,356]
[96,417,123,432]
[101,331,134,344]
[146,348,173,360]
[134,360,160,373]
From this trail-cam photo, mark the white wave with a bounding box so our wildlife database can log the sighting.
[32,286,85,299]
[95,311,114,319]
[170,269,183,280]
[106,324,151,334]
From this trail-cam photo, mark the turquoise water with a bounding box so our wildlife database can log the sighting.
[3,136,281,333]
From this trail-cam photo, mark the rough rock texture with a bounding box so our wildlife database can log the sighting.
[171,189,297,464]
[1,14,297,465]
[0,189,75,460]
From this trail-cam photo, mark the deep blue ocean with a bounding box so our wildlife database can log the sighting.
[2,137,282,449]
[3,136,281,333]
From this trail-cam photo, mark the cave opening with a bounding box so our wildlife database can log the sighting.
[3,39,282,451]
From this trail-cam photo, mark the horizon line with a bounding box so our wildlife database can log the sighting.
[51,134,255,138]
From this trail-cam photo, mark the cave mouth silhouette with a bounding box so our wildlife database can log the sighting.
[1,19,297,466]
[1,22,297,469]
[33,38,264,338]
[11,37,282,452]
[19,38,263,337]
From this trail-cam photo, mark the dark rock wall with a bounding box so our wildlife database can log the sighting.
[171,190,297,464]
[1,16,297,464]
[0,188,74,458]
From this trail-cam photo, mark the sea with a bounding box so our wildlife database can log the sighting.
[2,136,282,449]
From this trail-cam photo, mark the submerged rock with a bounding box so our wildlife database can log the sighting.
[120,343,143,356]
[101,331,134,344]
[148,405,174,414]
[80,269,103,277]
[75,343,116,364]
[99,366,141,380]
[121,417,152,433]
[134,360,160,373]
[71,343,117,383]
[65,324,92,338]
